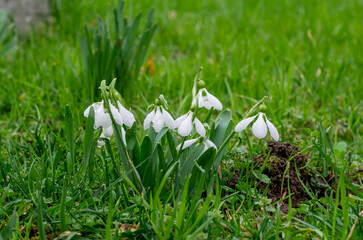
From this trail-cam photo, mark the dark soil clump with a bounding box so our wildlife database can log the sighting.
[254,141,310,213]
[227,141,335,214]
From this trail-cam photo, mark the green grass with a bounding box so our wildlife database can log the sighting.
[0,0,362,239]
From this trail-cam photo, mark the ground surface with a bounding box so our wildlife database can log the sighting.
[0,0,362,239]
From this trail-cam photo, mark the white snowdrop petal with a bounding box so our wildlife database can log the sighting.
[84,105,91,117]
[118,102,135,127]
[194,118,206,137]
[121,127,127,146]
[176,138,199,150]
[161,107,174,128]
[191,91,200,106]
[102,126,114,138]
[97,140,105,148]
[152,107,164,132]
[178,114,193,136]
[252,113,268,139]
[266,117,279,141]
[199,95,212,109]
[173,113,188,129]
[205,139,217,149]
[94,104,112,129]
[84,102,102,117]
[206,90,223,110]
[95,114,112,129]
[143,111,155,130]
[110,102,124,126]
[234,115,258,132]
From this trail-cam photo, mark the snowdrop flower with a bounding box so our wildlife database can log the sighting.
[109,101,136,128]
[144,106,174,132]
[176,137,217,153]
[97,126,127,148]
[192,88,223,110]
[234,112,279,141]
[84,100,135,129]
[84,101,112,129]
[173,111,206,137]
[84,100,134,147]
[192,79,222,110]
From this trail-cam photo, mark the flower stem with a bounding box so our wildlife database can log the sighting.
[215,131,235,160]
[176,137,187,160]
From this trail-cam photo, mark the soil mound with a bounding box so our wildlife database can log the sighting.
[254,141,310,213]
[227,141,334,213]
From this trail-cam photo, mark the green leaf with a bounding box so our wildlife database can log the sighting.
[213,110,232,147]
[253,170,271,183]
[64,105,75,182]
[0,211,17,240]
[334,141,347,153]
[180,144,204,179]
[83,106,95,183]
[166,131,177,162]
[197,147,216,171]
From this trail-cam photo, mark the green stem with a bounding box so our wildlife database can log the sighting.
[176,137,187,160]
[215,131,235,159]
[60,163,68,232]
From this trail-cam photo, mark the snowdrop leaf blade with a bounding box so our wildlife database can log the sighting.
[150,127,169,158]
[234,115,257,132]
[166,131,178,161]
[83,106,95,174]
[252,113,267,139]
[197,147,216,171]
[266,118,279,141]
[180,144,205,178]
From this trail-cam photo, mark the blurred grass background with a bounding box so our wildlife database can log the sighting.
[0,0,362,154]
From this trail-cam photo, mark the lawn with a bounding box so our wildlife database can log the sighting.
[0,0,362,239]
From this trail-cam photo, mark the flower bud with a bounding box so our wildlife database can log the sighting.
[197,80,206,89]
[259,103,267,113]
[155,98,161,106]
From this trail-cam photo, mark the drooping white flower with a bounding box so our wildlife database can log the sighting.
[176,137,217,153]
[110,101,136,128]
[117,101,135,127]
[234,112,279,141]
[84,100,135,129]
[97,126,126,148]
[173,111,206,137]
[192,88,223,110]
[84,101,112,129]
[143,106,174,132]
[84,100,134,147]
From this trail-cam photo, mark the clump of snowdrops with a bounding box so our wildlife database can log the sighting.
[83,67,280,197]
